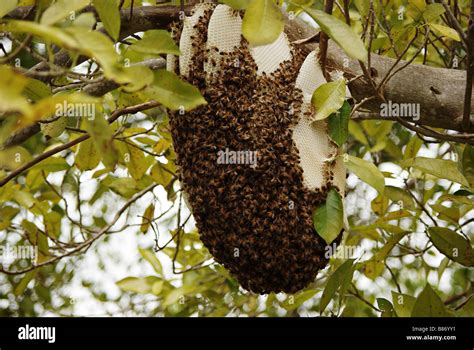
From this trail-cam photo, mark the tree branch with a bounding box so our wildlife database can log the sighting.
[0,101,161,188]
[0,182,157,275]
[286,16,474,133]
[462,1,474,131]
[319,0,335,81]
[4,4,474,137]
[1,58,165,148]
[5,5,187,77]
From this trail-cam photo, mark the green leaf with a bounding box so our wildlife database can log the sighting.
[151,280,164,295]
[281,289,318,311]
[153,138,171,154]
[371,193,389,215]
[375,231,409,261]
[348,120,369,145]
[400,157,470,187]
[363,231,408,279]
[13,190,36,209]
[384,186,416,210]
[363,259,384,280]
[303,7,367,61]
[44,211,61,239]
[423,4,445,22]
[40,116,67,138]
[40,0,90,26]
[33,157,69,172]
[456,297,474,317]
[72,12,96,29]
[328,100,351,147]
[93,0,121,41]
[428,227,474,267]
[242,0,284,46]
[75,139,101,171]
[150,162,174,187]
[1,20,79,50]
[24,217,50,262]
[221,0,252,9]
[312,188,344,244]
[287,0,314,14]
[429,23,460,42]
[84,113,118,169]
[55,28,150,90]
[2,21,136,87]
[140,204,155,234]
[403,135,423,160]
[430,203,460,223]
[345,155,385,194]
[138,247,163,275]
[353,0,369,18]
[311,80,346,121]
[0,0,17,19]
[120,141,150,180]
[163,286,196,307]
[0,146,32,171]
[146,70,207,111]
[14,270,37,296]
[391,291,416,317]
[0,65,33,116]
[107,177,140,198]
[64,27,122,80]
[23,78,52,102]
[0,207,19,229]
[462,145,474,188]
[438,257,450,281]
[320,259,355,312]
[116,276,160,294]
[411,284,450,317]
[121,66,155,93]
[377,298,395,317]
[128,30,180,56]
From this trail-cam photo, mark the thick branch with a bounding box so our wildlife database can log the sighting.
[1,58,165,148]
[5,5,185,76]
[286,17,474,133]
[0,101,161,188]
[462,1,474,131]
[5,5,474,135]
[328,41,474,132]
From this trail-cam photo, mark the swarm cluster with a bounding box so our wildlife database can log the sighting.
[168,7,340,294]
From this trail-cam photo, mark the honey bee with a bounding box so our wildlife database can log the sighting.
[166,8,341,294]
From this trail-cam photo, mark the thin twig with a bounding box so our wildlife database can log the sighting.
[319,0,335,81]
[0,101,161,188]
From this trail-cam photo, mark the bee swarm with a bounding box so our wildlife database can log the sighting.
[167,6,342,294]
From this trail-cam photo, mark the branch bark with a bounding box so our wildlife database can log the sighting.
[319,0,335,81]
[5,5,185,77]
[0,100,161,188]
[462,0,474,131]
[4,4,474,141]
[286,17,474,133]
[1,58,165,149]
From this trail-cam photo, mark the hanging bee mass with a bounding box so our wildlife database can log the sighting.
[166,3,347,294]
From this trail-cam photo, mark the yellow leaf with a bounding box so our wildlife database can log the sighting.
[242,0,284,46]
[311,80,346,121]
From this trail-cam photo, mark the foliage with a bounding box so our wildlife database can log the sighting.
[0,0,472,317]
